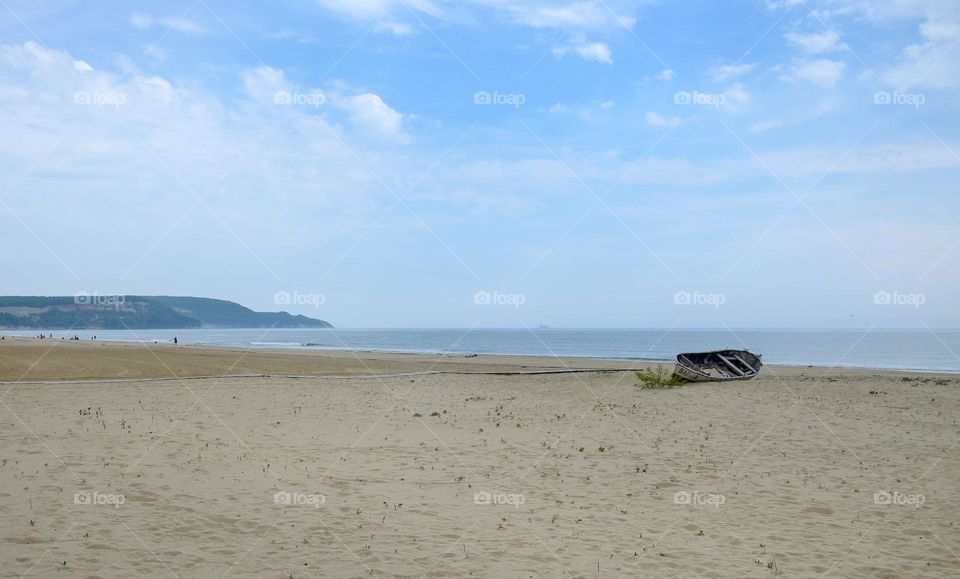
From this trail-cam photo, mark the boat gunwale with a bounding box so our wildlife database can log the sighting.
[673,349,762,382]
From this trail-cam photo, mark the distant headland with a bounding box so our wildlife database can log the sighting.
[0,296,332,330]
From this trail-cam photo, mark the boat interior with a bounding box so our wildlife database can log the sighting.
[679,351,759,378]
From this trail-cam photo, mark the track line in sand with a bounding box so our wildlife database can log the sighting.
[0,367,643,386]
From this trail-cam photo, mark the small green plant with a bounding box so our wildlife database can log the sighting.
[635,365,685,389]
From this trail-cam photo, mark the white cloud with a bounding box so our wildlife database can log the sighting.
[547,100,615,118]
[1,40,71,71]
[721,83,751,112]
[656,68,675,81]
[881,11,960,89]
[314,0,392,18]
[0,83,29,100]
[645,111,679,127]
[314,0,640,32]
[338,93,410,143]
[749,120,785,133]
[74,59,94,72]
[263,29,315,44]
[0,39,419,281]
[375,21,415,36]
[645,111,665,125]
[552,39,613,64]
[920,17,960,42]
[711,63,756,81]
[439,139,960,198]
[764,0,805,10]
[784,58,846,87]
[142,45,168,63]
[132,75,175,106]
[130,13,206,34]
[501,1,636,29]
[771,0,960,89]
[612,141,960,187]
[242,66,290,102]
[576,41,613,63]
[785,30,846,53]
[749,98,835,134]
[314,0,442,20]
[241,67,330,112]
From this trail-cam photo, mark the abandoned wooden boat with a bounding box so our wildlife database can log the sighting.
[673,349,762,382]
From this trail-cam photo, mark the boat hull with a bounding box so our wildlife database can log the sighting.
[672,349,762,382]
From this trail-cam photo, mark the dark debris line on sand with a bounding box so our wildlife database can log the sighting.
[0,368,645,385]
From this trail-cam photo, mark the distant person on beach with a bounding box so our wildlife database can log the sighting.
[174,337,178,345]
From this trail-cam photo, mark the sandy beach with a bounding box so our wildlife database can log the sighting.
[0,339,957,577]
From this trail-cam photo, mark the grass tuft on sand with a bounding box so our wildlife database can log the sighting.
[635,365,686,389]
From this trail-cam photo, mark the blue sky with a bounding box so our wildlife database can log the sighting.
[0,0,958,328]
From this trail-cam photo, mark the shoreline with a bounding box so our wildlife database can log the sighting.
[2,335,959,381]
[5,325,960,376]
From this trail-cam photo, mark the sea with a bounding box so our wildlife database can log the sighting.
[4,328,960,373]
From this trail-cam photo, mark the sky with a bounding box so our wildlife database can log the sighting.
[0,0,957,328]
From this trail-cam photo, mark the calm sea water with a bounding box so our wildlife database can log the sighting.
[5,328,960,372]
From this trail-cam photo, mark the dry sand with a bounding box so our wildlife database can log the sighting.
[0,338,958,577]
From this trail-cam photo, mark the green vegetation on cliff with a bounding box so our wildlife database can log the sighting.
[0,296,332,329]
